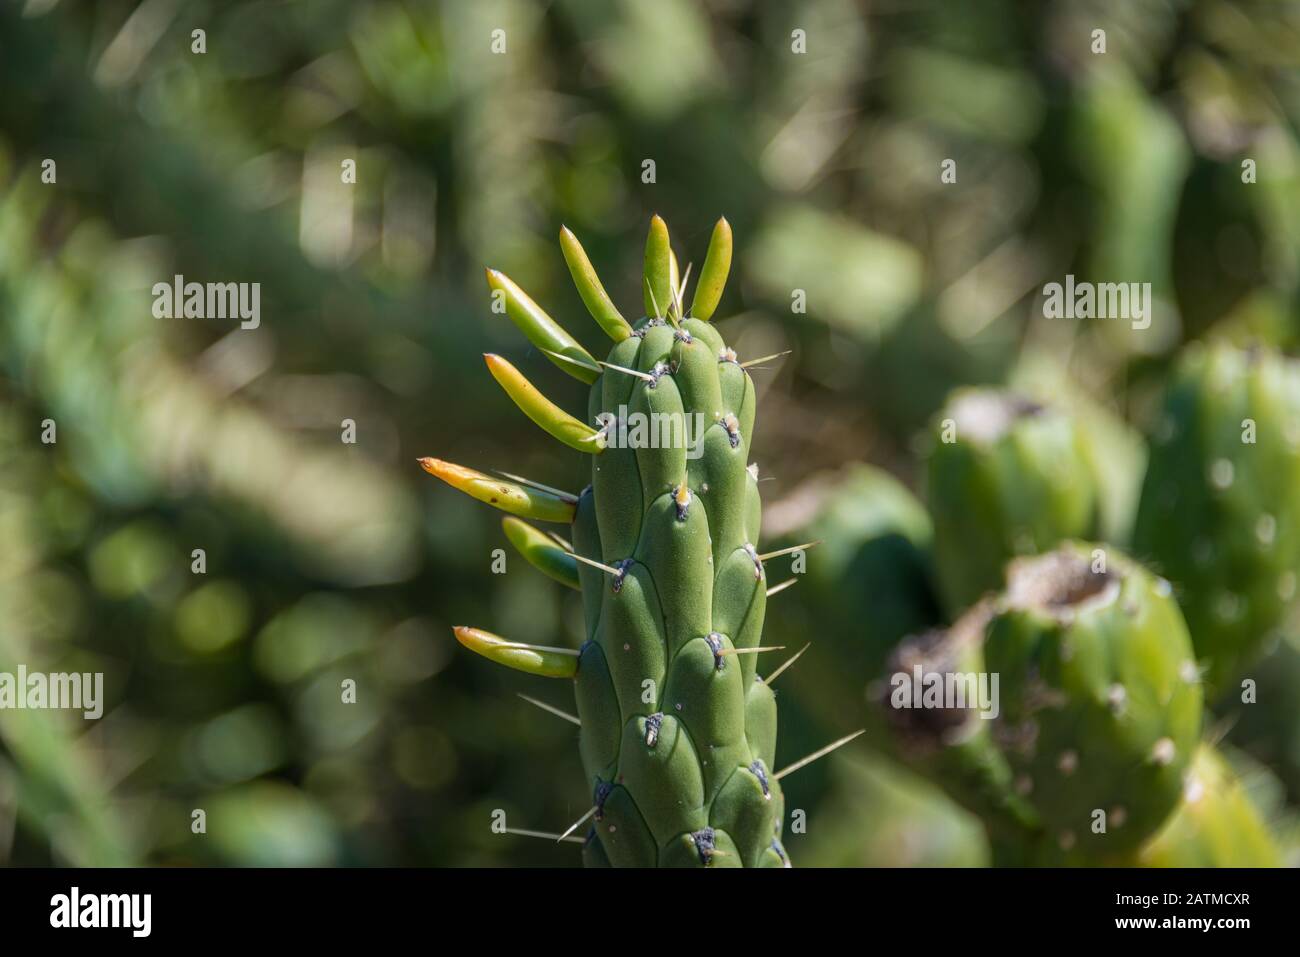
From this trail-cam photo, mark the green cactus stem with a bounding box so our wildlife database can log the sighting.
[426,218,856,867]
[881,599,1041,861]
[926,388,1101,616]
[884,543,1228,864]
[983,544,1203,860]
[1133,743,1280,867]
[1133,340,1300,694]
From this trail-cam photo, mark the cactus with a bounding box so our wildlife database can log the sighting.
[1132,340,1300,694]
[1227,630,1300,803]
[926,388,1101,616]
[765,464,941,721]
[881,599,1041,863]
[424,217,852,867]
[885,542,1221,863]
[1134,743,1280,867]
[983,544,1203,860]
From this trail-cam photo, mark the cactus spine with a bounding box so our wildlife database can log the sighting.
[426,217,838,867]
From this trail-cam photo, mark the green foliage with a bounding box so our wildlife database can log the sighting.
[1,0,1298,869]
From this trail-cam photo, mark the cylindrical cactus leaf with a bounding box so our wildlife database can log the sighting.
[485,268,600,383]
[452,626,579,678]
[643,214,672,319]
[484,353,604,453]
[690,217,733,321]
[501,517,580,589]
[418,457,577,523]
[559,226,633,342]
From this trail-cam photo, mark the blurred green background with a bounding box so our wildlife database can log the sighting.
[0,0,1297,866]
